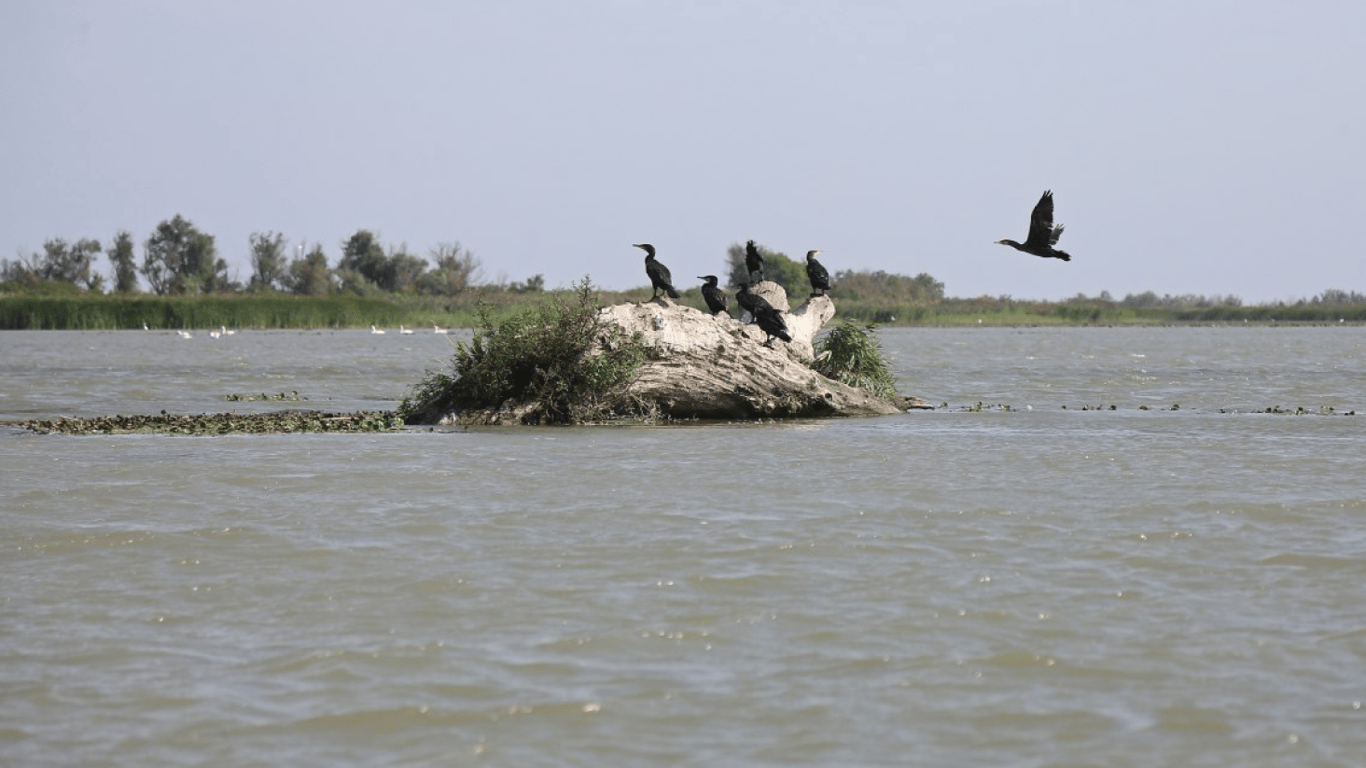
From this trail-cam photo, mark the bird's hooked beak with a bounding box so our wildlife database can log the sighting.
[632,243,653,255]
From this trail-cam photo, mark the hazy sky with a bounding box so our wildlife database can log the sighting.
[4,1,1362,303]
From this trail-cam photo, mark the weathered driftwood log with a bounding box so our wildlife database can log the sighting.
[593,281,921,420]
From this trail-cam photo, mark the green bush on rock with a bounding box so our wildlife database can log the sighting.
[812,321,899,400]
[399,278,649,425]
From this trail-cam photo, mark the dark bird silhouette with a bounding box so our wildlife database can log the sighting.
[734,281,772,324]
[996,190,1071,262]
[697,275,730,316]
[744,239,765,282]
[752,305,791,346]
[805,250,833,296]
[634,243,680,300]
[735,281,791,344]
[735,281,791,346]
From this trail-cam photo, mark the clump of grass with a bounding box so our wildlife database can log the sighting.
[812,321,899,400]
[399,278,648,425]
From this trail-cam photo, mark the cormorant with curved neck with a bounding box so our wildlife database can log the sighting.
[805,250,832,296]
[744,239,765,282]
[633,243,680,300]
[698,275,729,316]
[996,190,1071,262]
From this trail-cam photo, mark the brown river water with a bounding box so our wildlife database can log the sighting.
[2,326,1364,766]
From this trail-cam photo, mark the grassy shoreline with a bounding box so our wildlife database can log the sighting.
[4,291,1366,331]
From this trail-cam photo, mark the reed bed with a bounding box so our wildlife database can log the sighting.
[0,294,466,331]
[4,291,1364,331]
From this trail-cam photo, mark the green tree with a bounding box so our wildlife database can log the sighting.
[336,229,387,293]
[383,244,427,293]
[911,272,945,301]
[0,251,40,285]
[32,237,104,288]
[419,241,482,296]
[109,230,139,292]
[2,238,104,291]
[284,243,334,296]
[142,214,226,294]
[248,231,287,291]
[74,238,105,291]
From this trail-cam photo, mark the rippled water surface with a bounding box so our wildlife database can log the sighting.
[3,327,1365,767]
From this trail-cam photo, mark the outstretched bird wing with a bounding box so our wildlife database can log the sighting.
[1024,190,1056,249]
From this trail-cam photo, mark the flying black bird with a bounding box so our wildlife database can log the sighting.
[634,243,680,300]
[805,250,833,296]
[734,281,772,324]
[744,239,765,282]
[697,275,730,316]
[996,190,1071,261]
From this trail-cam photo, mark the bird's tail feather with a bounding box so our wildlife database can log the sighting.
[667,287,680,299]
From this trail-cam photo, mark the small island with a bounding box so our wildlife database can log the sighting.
[399,279,925,426]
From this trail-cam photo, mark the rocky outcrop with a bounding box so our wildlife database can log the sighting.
[592,281,919,420]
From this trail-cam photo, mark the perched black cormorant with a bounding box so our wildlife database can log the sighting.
[805,250,833,296]
[996,190,1071,261]
[752,304,791,346]
[633,243,680,300]
[736,281,792,344]
[744,239,765,282]
[735,281,791,346]
[697,275,730,316]
[734,281,771,324]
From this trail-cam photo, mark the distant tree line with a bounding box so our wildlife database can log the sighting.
[1,214,510,299]
[1081,289,1366,309]
[5,217,1364,314]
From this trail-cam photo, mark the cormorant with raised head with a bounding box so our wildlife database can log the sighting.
[805,250,833,296]
[697,275,729,316]
[996,190,1071,261]
[744,239,765,282]
[633,243,681,300]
